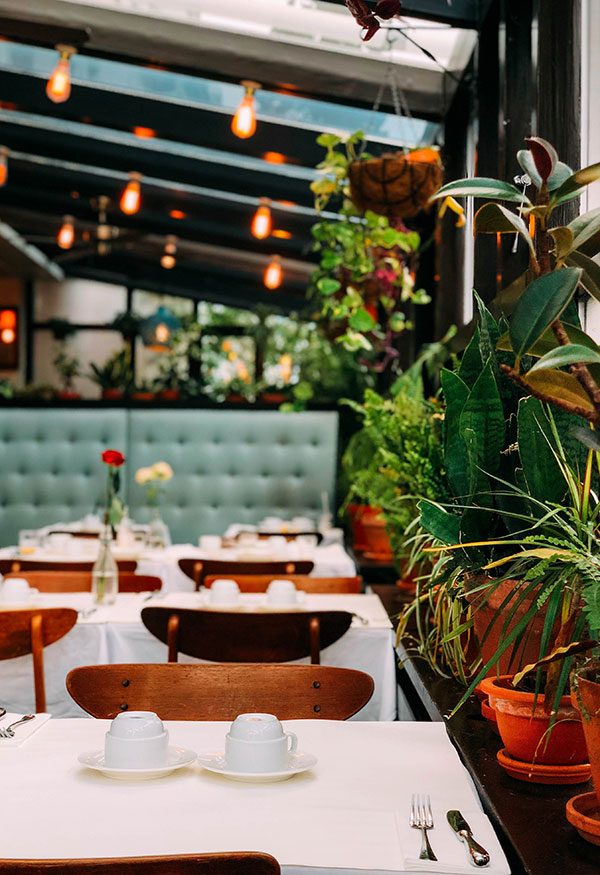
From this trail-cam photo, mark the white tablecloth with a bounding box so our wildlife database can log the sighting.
[0,593,396,721]
[0,719,510,874]
[0,542,356,593]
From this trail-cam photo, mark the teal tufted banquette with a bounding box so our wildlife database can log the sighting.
[0,408,339,545]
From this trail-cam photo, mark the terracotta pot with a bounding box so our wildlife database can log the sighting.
[349,148,443,219]
[131,391,155,402]
[466,578,553,675]
[101,388,124,401]
[346,504,392,557]
[56,391,81,400]
[159,389,180,401]
[573,667,600,802]
[260,392,287,404]
[479,675,588,766]
[226,393,246,403]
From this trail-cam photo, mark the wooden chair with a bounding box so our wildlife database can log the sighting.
[178,558,314,591]
[0,559,137,574]
[45,530,100,539]
[0,852,280,873]
[229,529,324,545]
[3,572,162,594]
[0,608,77,712]
[66,663,374,721]
[141,606,353,664]
[204,574,362,594]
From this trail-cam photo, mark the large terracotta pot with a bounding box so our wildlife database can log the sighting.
[56,391,81,400]
[466,578,552,675]
[480,675,588,766]
[346,504,392,557]
[101,388,125,401]
[158,389,181,401]
[349,148,443,219]
[573,667,600,801]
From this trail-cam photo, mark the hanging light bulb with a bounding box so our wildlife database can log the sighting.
[57,215,75,250]
[264,256,283,291]
[46,45,76,104]
[231,80,261,140]
[119,172,142,215]
[0,147,9,187]
[160,235,177,269]
[251,198,272,240]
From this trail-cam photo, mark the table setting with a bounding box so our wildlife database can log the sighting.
[0,714,510,873]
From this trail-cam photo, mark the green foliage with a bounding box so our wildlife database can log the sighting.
[89,348,132,391]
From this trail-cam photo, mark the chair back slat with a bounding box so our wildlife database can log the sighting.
[67,663,374,722]
[178,559,314,590]
[203,575,362,594]
[0,560,137,574]
[0,852,280,873]
[4,572,161,594]
[141,607,352,664]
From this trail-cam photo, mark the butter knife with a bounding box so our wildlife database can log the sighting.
[447,810,491,867]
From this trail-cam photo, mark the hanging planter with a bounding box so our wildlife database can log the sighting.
[349,148,443,219]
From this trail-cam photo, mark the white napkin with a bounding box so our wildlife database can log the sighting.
[0,713,51,748]
[398,809,510,875]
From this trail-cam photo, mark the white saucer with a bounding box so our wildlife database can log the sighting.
[196,751,317,782]
[77,746,197,780]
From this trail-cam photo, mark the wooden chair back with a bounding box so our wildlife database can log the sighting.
[67,663,374,721]
[0,608,77,711]
[229,530,323,544]
[46,530,100,539]
[3,572,161,594]
[141,606,353,664]
[0,852,280,873]
[178,558,314,591]
[0,559,137,574]
[204,574,362,594]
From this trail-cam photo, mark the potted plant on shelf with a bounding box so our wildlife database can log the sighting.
[225,377,254,404]
[89,348,132,400]
[310,131,430,372]
[53,347,82,400]
[130,380,156,402]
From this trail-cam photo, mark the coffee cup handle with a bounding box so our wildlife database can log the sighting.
[286,732,298,753]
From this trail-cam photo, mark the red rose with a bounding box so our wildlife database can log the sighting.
[102,449,126,467]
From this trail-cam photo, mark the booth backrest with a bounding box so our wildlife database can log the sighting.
[0,408,338,545]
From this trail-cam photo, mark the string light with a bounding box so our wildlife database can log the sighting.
[46,45,76,104]
[160,235,177,269]
[57,215,75,250]
[119,172,142,215]
[264,256,283,290]
[0,147,8,187]
[251,198,272,240]
[231,80,261,140]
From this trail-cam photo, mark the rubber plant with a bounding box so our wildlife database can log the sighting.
[310,130,429,372]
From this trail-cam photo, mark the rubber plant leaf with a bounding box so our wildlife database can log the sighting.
[429,178,527,205]
[474,203,536,259]
[528,343,600,373]
[497,322,596,356]
[569,207,600,253]
[520,368,596,415]
[524,137,558,183]
[508,266,582,356]
[565,250,600,303]
[551,160,600,204]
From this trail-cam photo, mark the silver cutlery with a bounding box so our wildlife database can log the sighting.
[352,613,369,625]
[410,793,437,861]
[0,714,35,738]
[0,708,6,721]
[78,607,98,619]
[447,810,491,867]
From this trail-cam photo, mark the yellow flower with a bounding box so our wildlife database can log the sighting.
[151,461,174,482]
[135,466,153,485]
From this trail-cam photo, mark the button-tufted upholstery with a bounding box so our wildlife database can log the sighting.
[0,409,338,545]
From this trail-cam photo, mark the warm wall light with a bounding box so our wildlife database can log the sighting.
[264,256,283,290]
[160,235,177,269]
[251,198,272,240]
[272,229,292,240]
[120,172,142,215]
[0,308,18,368]
[263,151,286,164]
[169,209,186,220]
[133,126,156,138]
[46,45,76,104]
[57,215,75,250]
[231,80,261,139]
[0,146,8,187]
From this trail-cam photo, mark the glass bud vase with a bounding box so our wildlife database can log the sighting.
[146,509,171,549]
[92,524,118,605]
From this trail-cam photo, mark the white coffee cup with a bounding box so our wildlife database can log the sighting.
[104,711,169,769]
[199,535,222,552]
[266,579,299,607]
[225,713,298,773]
[291,516,312,531]
[209,578,240,606]
[45,533,71,553]
[1,578,39,604]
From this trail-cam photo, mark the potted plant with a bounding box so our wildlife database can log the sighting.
[111,311,142,342]
[310,131,430,372]
[89,348,132,400]
[130,380,156,402]
[53,347,82,400]
[225,377,254,404]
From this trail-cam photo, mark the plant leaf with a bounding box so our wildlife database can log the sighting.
[459,360,505,475]
[565,250,600,303]
[440,368,470,497]
[418,500,461,545]
[520,368,596,414]
[348,308,376,332]
[317,277,341,296]
[508,267,582,356]
[430,178,528,204]
[551,160,600,204]
[524,137,557,183]
[529,342,600,373]
[474,203,535,258]
[517,397,567,503]
[497,322,596,356]
[569,206,600,252]
[571,425,600,453]
[548,226,574,260]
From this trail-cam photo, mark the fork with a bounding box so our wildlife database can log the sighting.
[0,714,35,738]
[410,793,437,861]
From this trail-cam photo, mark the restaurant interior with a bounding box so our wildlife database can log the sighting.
[0,1,599,873]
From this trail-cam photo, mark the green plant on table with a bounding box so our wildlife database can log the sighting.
[310,131,428,369]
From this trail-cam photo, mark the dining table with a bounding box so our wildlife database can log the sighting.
[0,591,397,721]
[0,716,510,874]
